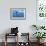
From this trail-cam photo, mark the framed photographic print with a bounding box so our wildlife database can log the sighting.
[10,8,26,20]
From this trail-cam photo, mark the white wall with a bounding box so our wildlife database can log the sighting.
[0,0,36,42]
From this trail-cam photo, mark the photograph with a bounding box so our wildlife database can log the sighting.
[10,8,26,20]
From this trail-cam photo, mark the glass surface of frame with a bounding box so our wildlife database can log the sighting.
[10,8,26,20]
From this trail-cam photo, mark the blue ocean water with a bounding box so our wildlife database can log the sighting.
[13,11,24,17]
